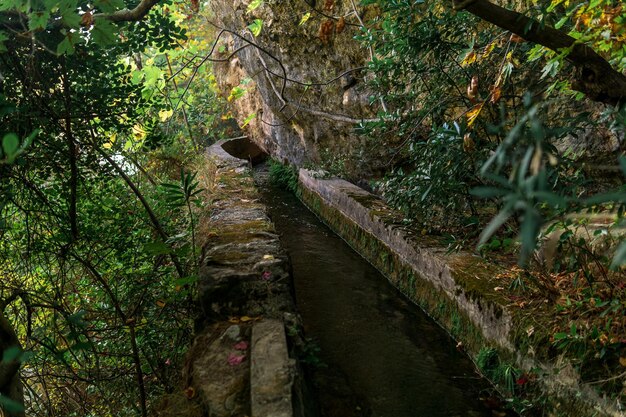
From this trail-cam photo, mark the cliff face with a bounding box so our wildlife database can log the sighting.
[209,0,379,166]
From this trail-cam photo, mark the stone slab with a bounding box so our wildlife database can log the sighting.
[251,319,294,417]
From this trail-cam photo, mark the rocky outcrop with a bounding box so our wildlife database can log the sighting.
[209,0,379,166]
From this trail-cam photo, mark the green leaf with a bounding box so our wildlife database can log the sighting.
[143,242,172,256]
[2,346,22,362]
[247,19,263,36]
[470,186,508,199]
[478,204,513,246]
[56,31,83,55]
[247,0,263,12]
[173,275,199,286]
[0,31,7,52]
[29,9,51,31]
[0,395,25,414]
[93,0,125,13]
[2,133,19,158]
[242,112,256,127]
[0,0,22,12]
[91,17,117,45]
[610,241,626,270]
[59,0,80,27]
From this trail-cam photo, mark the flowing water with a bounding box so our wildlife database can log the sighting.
[260,182,508,417]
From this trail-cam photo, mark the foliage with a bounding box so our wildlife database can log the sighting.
[359,0,625,268]
[379,123,487,232]
[268,159,300,195]
[0,0,224,415]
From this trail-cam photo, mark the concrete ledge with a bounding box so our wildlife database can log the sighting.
[298,168,624,417]
[251,319,295,417]
[170,142,298,417]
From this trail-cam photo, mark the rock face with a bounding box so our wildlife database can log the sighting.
[209,0,379,166]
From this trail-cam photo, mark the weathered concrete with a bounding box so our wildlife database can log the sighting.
[299,169,514,349]
[159,140,298,417]
[297,168,625,417]
[251,319,295,417]
[197,140,293,323]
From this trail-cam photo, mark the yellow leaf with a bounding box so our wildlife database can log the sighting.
[466,103,484,127]
[156,300,166,308]
[482,41,497,59]
[158,109,173,122]
[461,50,477,67]
[620,357,626,367]
[262,254,274,260]
[240,316,252,322]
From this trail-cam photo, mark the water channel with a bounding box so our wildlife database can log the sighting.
[259,179,512,417]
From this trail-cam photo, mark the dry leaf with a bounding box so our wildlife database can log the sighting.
[463,133,475,153]
[490,86,502,104]
[184,386,196,399]
[461,50,477,67]
[80,11,94,27]
[336,16,346,34]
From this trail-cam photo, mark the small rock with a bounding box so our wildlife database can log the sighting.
[221,325,241,341]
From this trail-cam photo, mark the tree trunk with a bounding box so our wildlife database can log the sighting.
[0,313,24,417]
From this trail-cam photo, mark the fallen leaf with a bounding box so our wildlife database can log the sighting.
[156,300,166,308]
[227,353,246,366]
[619,357,626,367]
[234,341,249,350]
[336,16,346,34]
[184,386,196,399]
[493,286,504,292]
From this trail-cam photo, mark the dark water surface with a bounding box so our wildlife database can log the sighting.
[261,183,501,417]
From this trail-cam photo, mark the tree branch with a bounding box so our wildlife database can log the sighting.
[453,0,626,105]
[99,0,161,22]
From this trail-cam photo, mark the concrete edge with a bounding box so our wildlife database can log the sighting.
[297,168,625,417]
[251,319,295,417]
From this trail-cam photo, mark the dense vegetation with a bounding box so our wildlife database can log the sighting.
[0,0,624,415]
[0,1,229,415]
